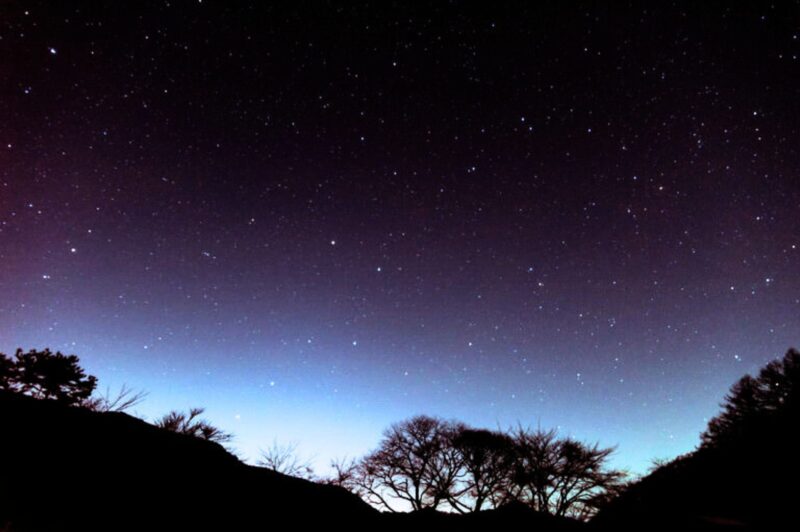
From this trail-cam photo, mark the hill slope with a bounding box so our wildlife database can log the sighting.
[593,350,800,530]
[0,391,377,531]
[592,411,799,529]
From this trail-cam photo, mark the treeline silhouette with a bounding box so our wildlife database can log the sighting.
[2,347,799,531]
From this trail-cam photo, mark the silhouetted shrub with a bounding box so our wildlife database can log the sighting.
[155,407,233,443]
[81,384,148,413]
[258,440,316,479]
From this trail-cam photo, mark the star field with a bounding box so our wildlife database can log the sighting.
[1,1,799,473]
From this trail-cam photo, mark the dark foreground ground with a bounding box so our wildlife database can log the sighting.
[2,391,795,531]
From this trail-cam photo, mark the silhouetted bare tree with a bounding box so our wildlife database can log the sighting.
[0,348,97,405]
[702,348,800,448]
[504,426,625,519]
[155,407,233,443]
[258,440,315,479]
[345,415,464,512]
[335,416,624,518]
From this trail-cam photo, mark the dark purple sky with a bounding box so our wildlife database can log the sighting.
[2,1,799,472]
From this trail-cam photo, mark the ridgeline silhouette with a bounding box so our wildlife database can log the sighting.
[593,348,800,529]
[2,347,799,530]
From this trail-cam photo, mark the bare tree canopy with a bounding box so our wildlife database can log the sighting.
[505,426,625,519]
[336,415,624,519]
[450,428,516,512]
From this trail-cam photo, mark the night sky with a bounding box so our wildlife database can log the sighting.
[2,1,799,474]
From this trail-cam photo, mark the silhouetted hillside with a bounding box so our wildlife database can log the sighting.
[0,391,585,532]
[593,350,800,530]
[0,390,377,532]
[592,438,798,529]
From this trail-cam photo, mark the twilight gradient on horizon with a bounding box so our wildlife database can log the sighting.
[1,1,799,474]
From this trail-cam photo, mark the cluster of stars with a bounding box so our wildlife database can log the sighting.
[1,1,798,474]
